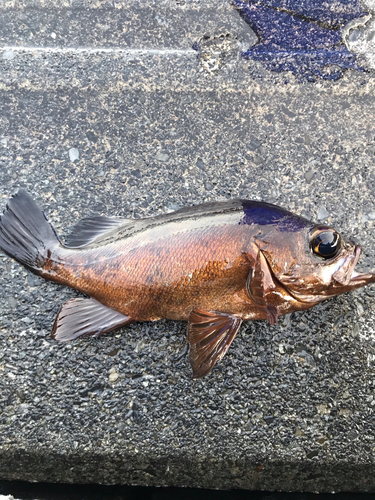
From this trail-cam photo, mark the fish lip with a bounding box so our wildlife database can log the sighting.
[350,271,375,282]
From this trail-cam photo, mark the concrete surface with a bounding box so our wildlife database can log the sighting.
[0,0,375,493]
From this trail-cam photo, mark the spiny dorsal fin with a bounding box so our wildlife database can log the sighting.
[188,309,242,378]
[64,215,131,248]
[51,297,133,341]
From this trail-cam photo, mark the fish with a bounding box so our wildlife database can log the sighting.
[0,190,374,378]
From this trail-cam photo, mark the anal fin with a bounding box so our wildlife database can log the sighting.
[188,309,242,378]
[51,297,132,341]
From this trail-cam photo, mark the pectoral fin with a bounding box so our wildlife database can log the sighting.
[247,249,279,326]
[188,309,242,378]
[51,297,133,341]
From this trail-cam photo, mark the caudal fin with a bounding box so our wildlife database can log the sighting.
[0,190,60,273]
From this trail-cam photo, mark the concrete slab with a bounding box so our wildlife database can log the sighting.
[0,0,375,493]
[0,0,257,50]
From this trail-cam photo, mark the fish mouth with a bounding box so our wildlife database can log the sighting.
[277,245,375,305]
[333,245,375,286]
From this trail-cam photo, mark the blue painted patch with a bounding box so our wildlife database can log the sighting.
[239,200,312,232]
[232,0,367,81]
[245,0,364,28]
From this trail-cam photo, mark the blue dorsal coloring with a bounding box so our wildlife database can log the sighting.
[232,0,368,81]
[239,200,312,232]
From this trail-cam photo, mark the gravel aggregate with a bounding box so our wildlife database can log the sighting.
[0,0,375,492]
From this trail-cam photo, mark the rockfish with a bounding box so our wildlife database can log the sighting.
[0,191,373,377]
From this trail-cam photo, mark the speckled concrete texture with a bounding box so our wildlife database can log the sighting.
[0,0,375,493]
[0,0,257,51]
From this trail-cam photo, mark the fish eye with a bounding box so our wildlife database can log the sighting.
[310,228,341,259]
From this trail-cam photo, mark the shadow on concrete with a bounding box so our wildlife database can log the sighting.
[1,481,375,500]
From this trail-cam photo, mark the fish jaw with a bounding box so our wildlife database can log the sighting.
[332,245,375,290]
[332,244,362,286]
[272,244,375,306]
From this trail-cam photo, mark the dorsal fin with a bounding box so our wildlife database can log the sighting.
[64,215,131,248]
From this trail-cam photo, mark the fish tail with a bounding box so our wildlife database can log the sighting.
[0,190,61,274]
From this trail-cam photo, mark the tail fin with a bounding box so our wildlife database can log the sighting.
[0,190,60,273]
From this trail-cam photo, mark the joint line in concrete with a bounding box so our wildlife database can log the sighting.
[0,46,195,55]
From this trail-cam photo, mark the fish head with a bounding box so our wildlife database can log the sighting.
[257,220,375,305]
